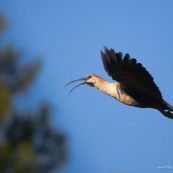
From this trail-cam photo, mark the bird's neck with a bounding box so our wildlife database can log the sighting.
[94,77,121,100]
[94,77,139,106]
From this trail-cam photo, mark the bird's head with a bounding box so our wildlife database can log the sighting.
[65,74,98,94]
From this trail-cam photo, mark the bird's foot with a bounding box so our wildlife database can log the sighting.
[157,107,173,120]
[164,110,173,119]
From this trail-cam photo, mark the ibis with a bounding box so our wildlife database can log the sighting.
[66,47,173,119]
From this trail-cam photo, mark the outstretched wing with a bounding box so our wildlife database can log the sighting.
[100,47,163,104]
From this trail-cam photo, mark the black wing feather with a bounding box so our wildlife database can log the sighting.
[100,47,163,104]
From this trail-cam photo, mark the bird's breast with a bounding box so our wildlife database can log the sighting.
[112,84,139,106]
[119,93,139,106]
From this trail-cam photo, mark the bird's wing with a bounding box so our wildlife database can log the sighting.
[100,47,163,103]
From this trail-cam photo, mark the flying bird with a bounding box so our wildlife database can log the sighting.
[66,47,173,119]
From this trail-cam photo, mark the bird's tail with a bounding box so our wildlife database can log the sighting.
[157,100,173,119]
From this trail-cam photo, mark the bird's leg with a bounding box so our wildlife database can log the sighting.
[164,111,173,119]
[157,107,173,119]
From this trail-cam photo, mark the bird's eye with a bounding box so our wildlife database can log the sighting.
[86,75,92,79]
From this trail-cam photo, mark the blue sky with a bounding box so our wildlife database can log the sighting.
[1,1,173,173]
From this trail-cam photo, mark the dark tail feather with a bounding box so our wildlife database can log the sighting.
[157,100,173,119]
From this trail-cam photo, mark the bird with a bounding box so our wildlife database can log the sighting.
[66,47,173,119]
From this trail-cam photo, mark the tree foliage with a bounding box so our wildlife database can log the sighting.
[0,14,67,173]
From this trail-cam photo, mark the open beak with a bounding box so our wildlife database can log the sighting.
[65,76,89,95]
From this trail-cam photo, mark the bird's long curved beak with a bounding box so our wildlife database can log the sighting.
[65,77,88,87]
[65,77,88,95]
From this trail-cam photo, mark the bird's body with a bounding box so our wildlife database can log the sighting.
[66,47,173,119]
[91,74,139,106]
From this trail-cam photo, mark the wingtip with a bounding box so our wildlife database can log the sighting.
[100,50,104,57]
[103,46,109,52]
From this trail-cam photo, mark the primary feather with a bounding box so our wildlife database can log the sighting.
[101,47,163,108]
